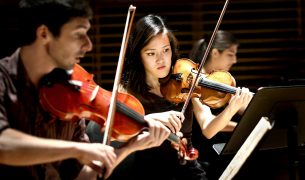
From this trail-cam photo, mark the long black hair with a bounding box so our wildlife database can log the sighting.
[123,14,179,101]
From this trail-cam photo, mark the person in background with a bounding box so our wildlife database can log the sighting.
[189,30,253,178]
[190,30,238,76]
[0,1,171,179]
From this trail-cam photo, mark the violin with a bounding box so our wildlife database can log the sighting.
[39,64,198,162]
[160,58,239,109]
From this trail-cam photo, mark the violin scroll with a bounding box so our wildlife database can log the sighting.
[170,135,199,164]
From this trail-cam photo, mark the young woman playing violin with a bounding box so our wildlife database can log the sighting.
[120,16,252,179]
[87,14,208,180]
[86,14,198,180]
[189,30,253,178]
[122,14,209,180]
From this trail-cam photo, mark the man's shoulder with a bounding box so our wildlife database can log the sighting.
[0,48,20,75]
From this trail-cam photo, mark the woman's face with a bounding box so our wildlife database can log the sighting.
[140,33,172,80]
[211,44,238,72]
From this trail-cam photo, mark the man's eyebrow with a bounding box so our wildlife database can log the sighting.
[75,24,91,30]
[163,45,170,48]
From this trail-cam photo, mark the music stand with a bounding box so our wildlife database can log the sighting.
[219,116,272,179]
[213,85,305,179]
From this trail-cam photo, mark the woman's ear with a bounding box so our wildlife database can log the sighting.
[211,48,220,58]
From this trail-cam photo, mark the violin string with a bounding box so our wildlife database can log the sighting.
[191,68,236,94]
[116,101,147,126]
[116,101,181,144]
[181,0,230,114]
[198,77,237,94]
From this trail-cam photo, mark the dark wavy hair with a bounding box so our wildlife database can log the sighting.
[123,14,179,101]
[18,0,93,46]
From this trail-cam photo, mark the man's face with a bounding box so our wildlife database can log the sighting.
[46,17,92,70]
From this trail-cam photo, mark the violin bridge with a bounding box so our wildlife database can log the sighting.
[90,86,99,102]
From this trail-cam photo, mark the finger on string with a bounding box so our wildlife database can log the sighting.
[169,119,178,134]
[171,114,181,132]
[235,87,241,96]
[176,112,184,122]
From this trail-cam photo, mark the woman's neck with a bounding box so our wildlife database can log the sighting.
[203,61,214,74]
[146,75,163,97]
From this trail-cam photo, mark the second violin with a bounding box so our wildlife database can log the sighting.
[160,58,241,108]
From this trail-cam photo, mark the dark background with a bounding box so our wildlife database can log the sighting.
[1,0,305,91]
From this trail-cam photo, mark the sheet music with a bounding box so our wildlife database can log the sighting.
[219,117,272,180]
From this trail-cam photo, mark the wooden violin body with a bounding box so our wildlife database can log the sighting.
[160,58,237,108]
[39,65,145,141]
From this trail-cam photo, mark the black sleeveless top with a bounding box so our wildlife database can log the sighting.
[130,92,207,180]
[141,92,194,148]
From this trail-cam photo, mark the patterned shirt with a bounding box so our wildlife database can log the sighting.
[0,48,88,180]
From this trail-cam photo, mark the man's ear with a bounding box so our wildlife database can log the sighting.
[36,25,51,43]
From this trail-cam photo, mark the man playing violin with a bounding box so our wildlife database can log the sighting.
[0,0,175,179]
